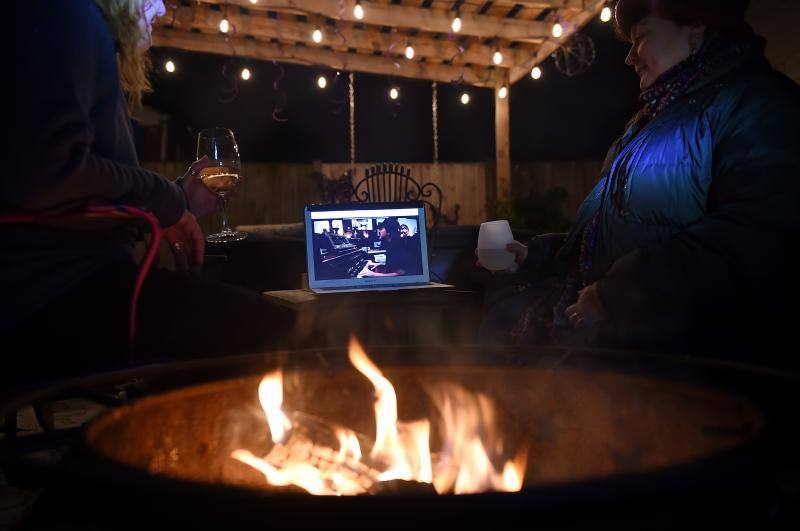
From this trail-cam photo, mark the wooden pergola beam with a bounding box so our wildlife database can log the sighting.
[158,4,540,69]
[499,0,590,9]
[197,0,552,42]
[152,29,499,87]
[494,75,511,202]
[508,0,606,84]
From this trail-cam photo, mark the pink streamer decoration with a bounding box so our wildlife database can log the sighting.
[271,60,289,122]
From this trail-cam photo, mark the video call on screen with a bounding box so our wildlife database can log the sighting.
[311,215,424,280]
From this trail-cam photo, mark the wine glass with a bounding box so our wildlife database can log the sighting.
[196,127,247,243]
[477,220,514,271]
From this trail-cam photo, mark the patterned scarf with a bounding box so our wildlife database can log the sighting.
[639,31,761,119]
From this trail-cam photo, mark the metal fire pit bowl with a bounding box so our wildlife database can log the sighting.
[5,345,800,529]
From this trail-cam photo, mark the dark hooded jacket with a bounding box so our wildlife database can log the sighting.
[1,0,187,330]
[530,50,800,364]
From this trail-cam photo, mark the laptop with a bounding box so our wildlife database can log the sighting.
[304,202,452,293]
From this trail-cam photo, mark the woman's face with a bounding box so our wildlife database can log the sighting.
[140,0,166,48]
[625,16,704,90]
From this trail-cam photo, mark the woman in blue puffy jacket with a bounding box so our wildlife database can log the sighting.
[482,0,800,368]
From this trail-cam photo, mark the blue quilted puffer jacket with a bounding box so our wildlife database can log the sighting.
[552,52,800,359]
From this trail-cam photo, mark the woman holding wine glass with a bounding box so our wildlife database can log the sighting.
[1,0,294,384]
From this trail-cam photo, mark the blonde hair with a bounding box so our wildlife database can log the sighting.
[93,0,153,110]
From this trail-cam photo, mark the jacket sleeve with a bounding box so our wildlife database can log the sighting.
[3,1,185,228]
[596,77,800,346]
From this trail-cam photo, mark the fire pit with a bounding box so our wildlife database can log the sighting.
[4,344,800,529]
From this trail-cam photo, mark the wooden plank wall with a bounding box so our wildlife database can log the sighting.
[143,161,321,235]
[319,162,489,226]
[142,160,602,230]
[513,160,604,221]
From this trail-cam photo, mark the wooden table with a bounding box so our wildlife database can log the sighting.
[263,288,483,348]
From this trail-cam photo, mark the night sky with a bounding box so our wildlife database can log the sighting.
[144,18,641,163]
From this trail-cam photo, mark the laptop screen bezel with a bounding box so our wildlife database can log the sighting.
[304,201,431,290]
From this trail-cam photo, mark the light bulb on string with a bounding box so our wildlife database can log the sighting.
[600,6,612,22]
[498,85,508,99]
[531,66,542,79]
[354,1,364,20]
[317,75,328,89]
[405,44,415,60]
[312,28,323,43]
[451,15,462,33]
[492,50,503,65]
[165,60,175,73]
[460,92,470,105]
[390,87,399,100]
[241,67,251,81]
[552,22,563,38]
[219,18,230,34]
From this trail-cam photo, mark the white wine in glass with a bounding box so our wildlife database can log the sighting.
[196,127,247,243]
[199,166,239,196]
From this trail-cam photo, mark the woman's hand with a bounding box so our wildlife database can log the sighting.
[179,156,220,219]
[163,210,205,269]
[475,240,528,273]
[565,283,607,330]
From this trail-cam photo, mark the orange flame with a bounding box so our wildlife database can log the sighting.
[258,370,291,444]
[232,337,526,495]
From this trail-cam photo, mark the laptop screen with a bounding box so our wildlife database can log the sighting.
[304,202,430,290]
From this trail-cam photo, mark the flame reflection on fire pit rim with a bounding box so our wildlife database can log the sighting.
[231,337,526,496]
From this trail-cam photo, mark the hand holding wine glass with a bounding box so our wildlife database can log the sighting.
[196,127,247,243]
[178,156,219,219]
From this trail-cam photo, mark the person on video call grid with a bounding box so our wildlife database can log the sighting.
[358,217,411,277]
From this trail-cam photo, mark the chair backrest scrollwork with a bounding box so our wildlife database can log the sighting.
[331,164,443,235]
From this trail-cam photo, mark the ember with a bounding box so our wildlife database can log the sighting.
[232,337,526,495]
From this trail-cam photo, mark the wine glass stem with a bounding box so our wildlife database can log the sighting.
[219,196,231,233]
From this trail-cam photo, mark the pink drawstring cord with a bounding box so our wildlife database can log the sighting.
[0,206,162,363]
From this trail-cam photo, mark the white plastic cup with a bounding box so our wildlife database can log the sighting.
[477,220,515,271]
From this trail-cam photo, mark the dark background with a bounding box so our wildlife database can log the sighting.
[144,18,641,163]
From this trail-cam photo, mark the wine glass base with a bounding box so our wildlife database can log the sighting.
[206,230,247,243]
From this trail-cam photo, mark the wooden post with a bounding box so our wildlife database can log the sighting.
[494,75,511,204]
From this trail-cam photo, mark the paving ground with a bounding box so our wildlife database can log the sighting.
[1,400,106,530]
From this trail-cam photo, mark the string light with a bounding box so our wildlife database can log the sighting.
[451,13,462,33]
[389,87,399,100]
[600,6,612,22]
[317,75,328,89]
[241,67,251,81]
[498,85,508,99]
[219,18,230,34]
[312,28,323,43]
[354,1,364,20]
[249,0,258,4]
[165,60,175,73]
[552,22,563,38]
[492,50,503,65]
[405,44,415,60]
[460,92,470,105]
[531,66,542,79]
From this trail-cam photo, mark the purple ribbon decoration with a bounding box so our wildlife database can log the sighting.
[271,60,289,122]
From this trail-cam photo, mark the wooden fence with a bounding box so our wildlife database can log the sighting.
[143,160,603,232]
[513,160,604,222]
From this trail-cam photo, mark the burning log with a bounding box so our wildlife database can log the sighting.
[231,337,526,496]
